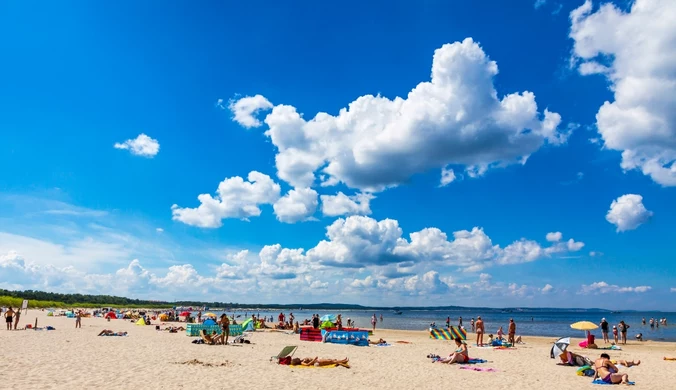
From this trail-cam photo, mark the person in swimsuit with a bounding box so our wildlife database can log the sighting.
[508,318,516,345]
[219,314,230,345]
[290,357,349,368]
[594,353,630,385]
[75,310,82,328]
[438,338,469,364]
[14,308,21,330]
[475,316,485,346]
[5,307,15,330]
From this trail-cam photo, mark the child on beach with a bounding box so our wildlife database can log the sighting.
[612,325,619,344]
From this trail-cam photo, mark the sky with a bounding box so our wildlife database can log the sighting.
[1,0,675,310]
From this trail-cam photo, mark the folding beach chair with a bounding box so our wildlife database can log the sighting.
[271,345,298,363]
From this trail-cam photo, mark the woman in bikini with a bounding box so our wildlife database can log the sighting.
[290,357,349,368]
[594,353,630,385]
[439,338,469,364]
[219,314,230,345]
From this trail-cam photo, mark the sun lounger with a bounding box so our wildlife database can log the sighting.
[271,345,298,363]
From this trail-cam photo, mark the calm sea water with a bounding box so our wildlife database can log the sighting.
[205,308,676,341]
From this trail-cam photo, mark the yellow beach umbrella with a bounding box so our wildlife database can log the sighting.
[570,321,598,330]
[204,313,217,318]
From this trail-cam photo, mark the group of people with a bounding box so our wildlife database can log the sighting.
[440,315,518,347]
[643,317,668,328]
[2,307,21,330]
[599,318,631,345]
[558,350,639,385]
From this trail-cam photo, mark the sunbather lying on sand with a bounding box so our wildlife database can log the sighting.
[437,339,469,364]
[98,330,127,336]
[369,338,387,345]
[290,357,349,368]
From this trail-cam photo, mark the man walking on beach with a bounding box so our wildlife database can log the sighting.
[508,318,516,345]
[75,310,82,328]
[475,316,485,346]
[600,318,609,343]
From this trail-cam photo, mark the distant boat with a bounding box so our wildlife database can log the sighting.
[393,310,403,315]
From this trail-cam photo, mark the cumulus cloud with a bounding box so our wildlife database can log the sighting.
[320,192,374,217]
[303,216,583,271]
[534,0,547,9]
[228,95,274,128]
[541,284,554,293]
[273,187,318,223]
[546,231,562,242]
[579,281,652,294]
[671,288,676,293]
[606,194,653,232]
[440,166,457,186]
[570,0,676,186]
[230,38,567,192]
[114,134,160,157]
[171,171,281,228]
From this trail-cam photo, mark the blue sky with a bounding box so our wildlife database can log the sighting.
[1,0,675,309]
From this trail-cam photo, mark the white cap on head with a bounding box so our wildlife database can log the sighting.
[602,318,606,321]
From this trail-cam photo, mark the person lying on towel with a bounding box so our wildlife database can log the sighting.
[290,357,349,368]
[368,338,387,345]
[437,339,469,364]
[98,330,128,336]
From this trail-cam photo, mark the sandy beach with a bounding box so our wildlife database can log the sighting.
[1,310,675,389]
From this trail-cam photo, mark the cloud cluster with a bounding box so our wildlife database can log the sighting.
[570,0,676,186]
[114,134,160,157]
[230,38,567,192]
[320,192,374,217]
[605,194,653,232]
[579,281,652,294]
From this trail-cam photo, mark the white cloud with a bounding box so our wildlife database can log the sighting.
[230,38,567,191]
[171,171,281,228]
[541,284,554,293]
[114,134,160,157]
[228,95,274,128]
[303,215,583,271]
[320,192,374,217]
[155,228,164,233]
[546,231,562,242]
[589,251,603,257]
[671,288,676,293]
[606,194,653,232]
[440,166,457,186]
[534,0,547,9]
[579,281,652,294]
[272,187,318,223]
[570,0,676,186]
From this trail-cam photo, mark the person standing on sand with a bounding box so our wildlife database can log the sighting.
[75,310,82,328]
[475,316,485,346]
[14,308,21,330]
[371,314,377,332]
[470,318,475,332]
[618,321,629,345]
[600,318,609,343]
[508,318,516,345]
[5,307,15,330]
[219,314,230,345]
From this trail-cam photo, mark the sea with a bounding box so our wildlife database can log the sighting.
[200,308,676,341]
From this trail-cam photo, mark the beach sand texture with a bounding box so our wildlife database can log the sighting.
[1,310,675,389]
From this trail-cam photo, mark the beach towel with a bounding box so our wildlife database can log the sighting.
[592,379,635,385]
[598,345,622,350]
[100,333,127,337]
[374,343,391,347]
[460,366,497,372]
[290,363,350,369]
[463,358,487,364]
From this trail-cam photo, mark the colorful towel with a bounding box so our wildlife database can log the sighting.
[374,343,391,347]
[592,379,635,385]
[430,327,467,340]
[291,363,350,369]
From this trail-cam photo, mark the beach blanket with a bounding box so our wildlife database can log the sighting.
[598,345,622,350]
[374,343,391,347]
[592,379,635,385]
[460,366,497,372]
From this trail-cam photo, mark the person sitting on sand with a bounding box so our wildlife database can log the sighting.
[437,338,469,364]
[368,338,387,345]
[593,353,636,385]
[558,351,591,366]
[635,333,644,342]
[290,357,349,368]
[98,330,127,336]
[200,329,225,345]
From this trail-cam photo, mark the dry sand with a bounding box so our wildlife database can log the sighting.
[1,310,675,389]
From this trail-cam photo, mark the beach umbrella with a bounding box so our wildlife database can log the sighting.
[104,312,117,319]
[570,321,598,331]
[550,337,570,358]
[320,314,337,323]
[204,313,217,318]
[180,311,191,317]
